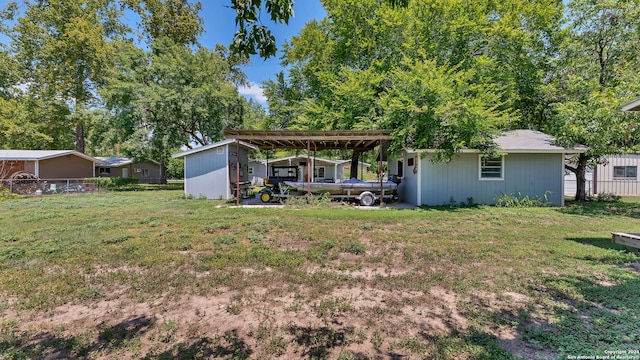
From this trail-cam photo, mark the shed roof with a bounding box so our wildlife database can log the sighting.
[250,155,371,166]
[0,150,102,163]
[620,96,640,112]
[172,139,257,159]
[223,129,392,151]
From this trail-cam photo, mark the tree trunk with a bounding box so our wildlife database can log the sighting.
[350,151,361,180]
[566,153,589,201]
[76,119,85,153]
[159,156,167,184]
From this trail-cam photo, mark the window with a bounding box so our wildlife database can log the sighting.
[479,156,503,180]
[217,147,224,155]
[248,167,254,176]
[98,167,111,175]
[397,160,403,177]
[613,166,637,179]
[314,167,325,178]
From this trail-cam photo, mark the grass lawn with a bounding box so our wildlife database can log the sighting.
[0,190,639,359]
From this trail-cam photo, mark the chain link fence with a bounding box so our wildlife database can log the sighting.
[0,179,98,195]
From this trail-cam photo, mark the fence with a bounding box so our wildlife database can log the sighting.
[564,179,640,197]
[0,179,97,195]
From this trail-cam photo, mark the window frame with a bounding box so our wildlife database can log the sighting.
[314,166,326,178]
[613,165,637,180]
[479,155,504,181]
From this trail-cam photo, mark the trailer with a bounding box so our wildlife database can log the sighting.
[259,165,399,206]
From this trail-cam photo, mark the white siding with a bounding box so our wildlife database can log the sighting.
[596,155,640,195]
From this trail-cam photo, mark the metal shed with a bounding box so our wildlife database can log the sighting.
[172,139,257,200]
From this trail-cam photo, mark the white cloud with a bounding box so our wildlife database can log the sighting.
[238,82,267,104]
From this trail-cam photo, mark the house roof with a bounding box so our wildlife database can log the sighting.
[620,96,640,112]
[172,139,257,159]
[223,129,392,151]
[95,157,160,167]
[0,150,102,163]
[408,130,587,154]
[494,130,586,153]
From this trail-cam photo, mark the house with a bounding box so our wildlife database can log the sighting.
[592,154,640,196]
[248,155,371,185]
[172,139,256,200]
[95,157,161,184]
[387,130,586,207]
[0,150,101,179]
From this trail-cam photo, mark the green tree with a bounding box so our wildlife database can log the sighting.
[126,0,203,46]
[101,39,249,182]
[546,0,640,200]
[266,0,560,177]
[8,0,127,153]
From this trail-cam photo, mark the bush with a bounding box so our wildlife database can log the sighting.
[587,192,621,203]
[494,191,551,207]
[0,188,18,201]
[85,177,138,190]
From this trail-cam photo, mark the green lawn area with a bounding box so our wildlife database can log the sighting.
[1,191,639,359]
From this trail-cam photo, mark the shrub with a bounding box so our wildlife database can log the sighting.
[0,188,18,201]
[85,177,139,191]
[587,192,621,203]
[494,191,551,207]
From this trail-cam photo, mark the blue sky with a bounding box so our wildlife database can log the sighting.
[0,0,327,105]
[198,1,326,104]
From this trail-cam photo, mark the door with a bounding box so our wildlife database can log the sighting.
[122,168,129,178]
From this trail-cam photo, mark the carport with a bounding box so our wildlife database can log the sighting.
[222,129,393,205]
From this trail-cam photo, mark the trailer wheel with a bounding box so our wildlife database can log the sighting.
[359,192,375,206]
[260,192,272,203]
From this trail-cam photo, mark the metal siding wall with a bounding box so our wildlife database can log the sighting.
[419,153,563,206]
[504,154,562,206]
[184,148,229,199]
[396,153,418,204]
[597,155,640,195]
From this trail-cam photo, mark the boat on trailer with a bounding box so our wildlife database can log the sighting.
[283,179,398,196]
[259,165,400,206]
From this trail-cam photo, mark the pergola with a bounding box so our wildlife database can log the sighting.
[222,129,393,205]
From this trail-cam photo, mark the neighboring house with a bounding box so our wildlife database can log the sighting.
[387,130,586,207]
[0,150,101,179]
[95,157,161,184]
[592,154,640,196]
[248,155,371,185]
[172,139,256,200]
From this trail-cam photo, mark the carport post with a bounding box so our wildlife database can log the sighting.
[236,140,240,206]
[379,138,383,206]
[307,140,311,196]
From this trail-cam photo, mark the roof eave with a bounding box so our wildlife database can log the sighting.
[620,97,640,112]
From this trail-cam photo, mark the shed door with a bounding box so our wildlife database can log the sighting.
[122,168,129,178]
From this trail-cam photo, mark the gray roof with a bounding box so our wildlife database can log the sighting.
[95,157,134,167]
[0,150,102,162]
[408,130,587,154]
[494,130,586,153]
[172,139,257,159]
[95,157,160,167]
[620,96,640,111]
